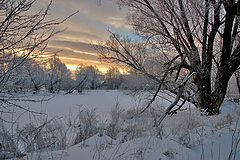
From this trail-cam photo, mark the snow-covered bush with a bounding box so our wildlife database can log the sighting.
[106,103,125,139]
[16,118,67,153]
[1,118,67,158]
[170,110,201,148]
[0,125,20,157]
[106,103,164,142]
[73,107,99,145]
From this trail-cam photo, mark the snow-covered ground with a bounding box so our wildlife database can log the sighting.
[2,90,135,128]
[1,90,239,160]
[3,90,178,128]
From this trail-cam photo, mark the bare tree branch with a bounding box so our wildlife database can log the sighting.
[158,72,196,125]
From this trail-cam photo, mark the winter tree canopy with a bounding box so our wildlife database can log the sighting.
[98,0,240,115]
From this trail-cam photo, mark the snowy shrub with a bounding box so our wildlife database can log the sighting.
[170,111,201,148]
[73,107,99,145]
[123,116,155,141]
[106,103,125,139]
[123,107,149,120]
[105,101,166,142]
[1,118,68,158]
[17,123,44,152]
[105,103,161,142]
[16,118,67,153]
[0,128,20,157]
[43,118,67,150]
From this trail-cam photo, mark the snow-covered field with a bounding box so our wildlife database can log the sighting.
[3,90,178,128]
[1,90,240,160]
[3,90,137,128]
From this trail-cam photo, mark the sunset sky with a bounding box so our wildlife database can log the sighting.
[39,0,133,73]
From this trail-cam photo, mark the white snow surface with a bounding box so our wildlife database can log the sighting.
[4,90,240,160]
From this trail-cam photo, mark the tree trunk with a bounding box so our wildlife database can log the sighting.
[195,87,226,115]
[193,71,212,113]
[211,75,230,114]
[212,90,226,114]
[194,71,230,115]
[195,81,214,114]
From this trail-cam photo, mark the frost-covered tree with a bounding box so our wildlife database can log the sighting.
[105,67,123,89]
[4,57,46,92]
[0,0,73,92]
[98,0,240,115]
[45,54,72,93]
[75,64,102,92]
[24,59,46,93]
[120,70,152,91]
[0,0,74,156]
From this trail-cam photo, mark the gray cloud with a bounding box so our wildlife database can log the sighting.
[57,50,98,61]
[47,40,101,67]
[49,40,98,54]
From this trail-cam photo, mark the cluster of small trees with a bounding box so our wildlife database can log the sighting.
[0,0,77,95]
[3,53,151,93]
[0,0,150,95]
[2,54,72,93]
[74,64,102,92]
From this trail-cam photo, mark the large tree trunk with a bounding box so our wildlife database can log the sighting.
[194,70,231,115]
[212,90,226,114]
[194,72,214,114]
[211,72,231,114]
[195,86,227,115]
